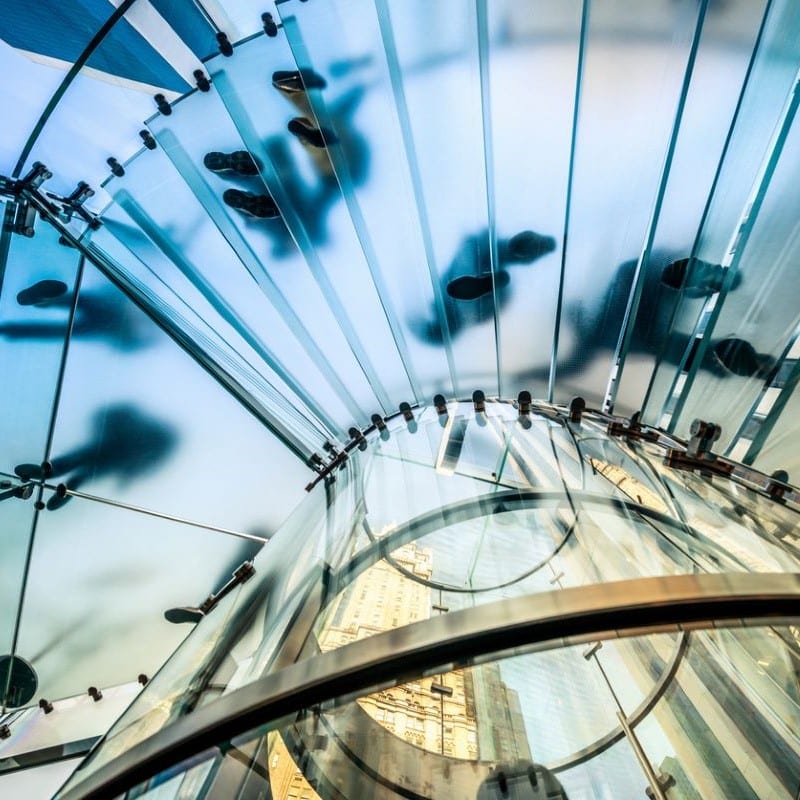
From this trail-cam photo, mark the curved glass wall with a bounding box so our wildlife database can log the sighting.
[96,621,800,800]
[56,401,800,799]
[3,1,800,797]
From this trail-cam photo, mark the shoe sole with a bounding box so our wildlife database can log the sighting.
[272,69,327,94]
[288,118,329,148]
[447,272,510,301]
[204,151,260,176]
[17,280,68,305]
[223,190,279,219]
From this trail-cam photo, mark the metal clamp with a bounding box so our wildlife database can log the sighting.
[607,411,659,442]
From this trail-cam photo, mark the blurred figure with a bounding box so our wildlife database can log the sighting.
[413,229,557,343]
[202,68,369,254]
[551,253,774,383]
[476,761,569,799]
[1,279,151,350]
[271,68,370,247]
[15,404,177,510]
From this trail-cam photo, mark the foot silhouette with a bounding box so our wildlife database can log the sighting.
[203,151,261,176]
[17,280,68,306]
[447,270,510,300]
[223,189,279,219]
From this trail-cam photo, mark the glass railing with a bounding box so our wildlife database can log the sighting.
[93,620,800,800]
[55,401,800,799]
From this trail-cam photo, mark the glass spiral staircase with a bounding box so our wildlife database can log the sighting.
[0,1,799,798]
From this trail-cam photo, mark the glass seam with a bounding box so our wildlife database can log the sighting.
[373,0,460,398]
[148,127,368,424]
[475,0,502,397]
[603,0,709,414]
[665,67,800,433]
[640,0,775,423]
[549,0,590,403]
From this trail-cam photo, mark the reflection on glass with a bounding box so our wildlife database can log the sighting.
[644,0,800,428]
[0,210,81,711]
[62,401,800,794]
[112,622,799,800]
[553,0,703,406]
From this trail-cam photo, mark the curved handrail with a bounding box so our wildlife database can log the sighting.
[57,572,800,800]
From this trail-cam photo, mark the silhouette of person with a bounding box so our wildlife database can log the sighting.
[549,252,774,384]
[15,404,177,510]
[203,69,370,254]
[412,229,557,343]
[476,761,569,799]
[1,280,151,351]
[271,70,370,247]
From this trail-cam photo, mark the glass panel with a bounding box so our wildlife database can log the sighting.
[660,99,800,449]
[0,757,82,800]
[0,682,141,759]
[145,81,388,423]
[613,0,769,415]
[48,262,309,532]
[73,482,329,775]
[0,39,65,176]
[209,31,416,410]
[13,492,267,703]
[100,136,364,436]
[635,626,800,799]
[67,401,800,773]
[553,0,708,406]
[748,371,800,482]
[275,0,458,400]
[644,0,800,426]
[0,208,81,710]
[376,0,500,394]
[206,0,271,41]
[483,1,581,401]
[74,623,800,800]
[86,224,329,454]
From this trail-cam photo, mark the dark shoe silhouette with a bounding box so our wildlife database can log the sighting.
[661,258,742,297]
[272,69,326,95]
[223,189,279,219]
[43,482,70,511]
[447,270,510,300]
[505,231,556,262]
[46,493,71,511]
[288,117,334,149]
[17,280,68,306]
[15,463,46,480]
[712,338,775,379]
[203,151,261,176]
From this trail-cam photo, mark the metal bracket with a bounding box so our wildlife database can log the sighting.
[216,32,234,56]
[0,481,34,502]
[665,419,732,477]
[40,181,102,230]
[645,772,676,799]
[348,426,368,452]
[262,12,280,36]
[165,560,256,624]
[766,469,790,503]
[607,411,659,442]
[0,162,53,236]
[568,396,586,424]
